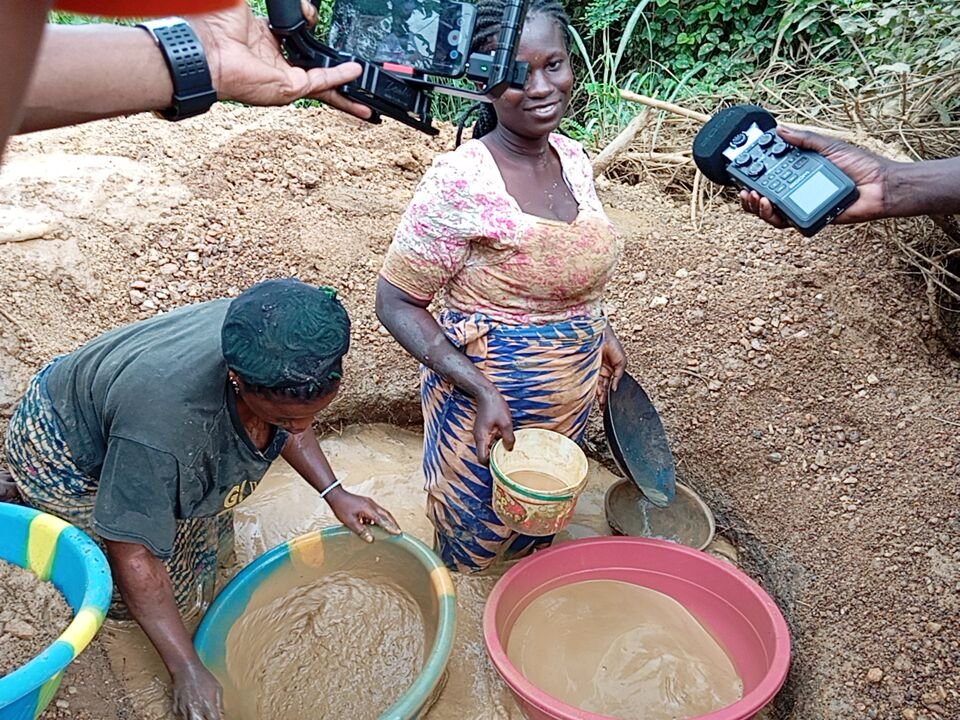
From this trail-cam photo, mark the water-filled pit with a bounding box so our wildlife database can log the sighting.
[96,423,759,720]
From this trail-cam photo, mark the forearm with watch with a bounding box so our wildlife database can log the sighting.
[20,18,215,133]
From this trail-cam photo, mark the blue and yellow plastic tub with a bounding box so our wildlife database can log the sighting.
[194,525,456,720]
[0,503,112,720]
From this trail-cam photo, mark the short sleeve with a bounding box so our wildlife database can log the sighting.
[576,156,605,215]
[380,144,520,301]
[380,154,476,300]
[92,438,180,558]
[551,135,605,216]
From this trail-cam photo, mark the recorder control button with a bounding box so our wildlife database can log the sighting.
[771,141,790,156]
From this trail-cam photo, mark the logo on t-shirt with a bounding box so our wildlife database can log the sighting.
[223,479,259,509]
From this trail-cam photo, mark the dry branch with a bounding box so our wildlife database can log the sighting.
[618,89,858,141]
[620,151,692,165]
[593,108,651,177]
[931,216,960,246]
[618,90,711,123]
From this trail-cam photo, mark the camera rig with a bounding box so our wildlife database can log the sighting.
[266,0,530,135]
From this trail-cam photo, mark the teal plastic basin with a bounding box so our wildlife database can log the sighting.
[194,525,456,719]
[0,503,112,720]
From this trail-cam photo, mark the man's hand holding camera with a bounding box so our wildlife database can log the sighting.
[189,1,372,117]
[11,0,371,142]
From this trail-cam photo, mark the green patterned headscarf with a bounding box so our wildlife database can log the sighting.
[221,279,350,391]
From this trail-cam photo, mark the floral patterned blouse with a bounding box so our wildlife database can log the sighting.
[380,133,622,325]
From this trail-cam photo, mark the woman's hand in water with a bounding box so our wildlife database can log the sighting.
[326,489,402,542]
[172,660,223,720]
[474,387,515,464]
[597,326,627,412]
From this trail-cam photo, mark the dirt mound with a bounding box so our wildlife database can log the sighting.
[0,106,449,420]
[1,105,957,720]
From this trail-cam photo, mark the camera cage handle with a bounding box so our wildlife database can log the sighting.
[265,0,530,135]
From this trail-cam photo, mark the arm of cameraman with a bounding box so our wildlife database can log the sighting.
[740,125,960,227]
[0,0,50,159]
[18,3,371,135]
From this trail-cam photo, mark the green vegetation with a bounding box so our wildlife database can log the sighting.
[49,0,958,154]
[48,10,134,24]
[564,0,959,148]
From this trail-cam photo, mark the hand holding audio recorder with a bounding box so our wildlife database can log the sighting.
[693,105,859,237]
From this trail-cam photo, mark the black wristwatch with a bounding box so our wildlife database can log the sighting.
[137,17,217,121]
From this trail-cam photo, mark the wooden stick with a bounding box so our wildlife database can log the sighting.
[931,415,960,428]
[619,90,710,123]
[592,108,651,177]
[690,169,702,226]
[617,89,858,140]
[621,151,692,165]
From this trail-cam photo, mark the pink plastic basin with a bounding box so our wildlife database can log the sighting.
[483,537,791,720]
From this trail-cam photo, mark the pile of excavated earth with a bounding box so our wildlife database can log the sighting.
[0,105,956,719]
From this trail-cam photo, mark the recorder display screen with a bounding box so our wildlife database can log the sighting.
[789,171,839,214]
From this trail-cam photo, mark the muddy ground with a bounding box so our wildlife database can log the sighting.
[0,105,957,720]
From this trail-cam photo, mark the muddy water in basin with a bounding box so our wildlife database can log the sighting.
[100,424,739,720]
[224,570,425,720]
[507,579,743,719]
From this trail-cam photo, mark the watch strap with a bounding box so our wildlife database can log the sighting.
[137,18,217,121]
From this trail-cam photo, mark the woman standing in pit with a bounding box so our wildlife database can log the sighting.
[376,0,626,572]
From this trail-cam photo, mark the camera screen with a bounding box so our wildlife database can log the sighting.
[789,171,839,214]
[330,0,456,69]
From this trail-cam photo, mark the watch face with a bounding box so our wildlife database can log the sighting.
[54,0,238,16]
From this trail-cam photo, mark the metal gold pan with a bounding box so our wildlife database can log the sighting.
[603,371,677,507]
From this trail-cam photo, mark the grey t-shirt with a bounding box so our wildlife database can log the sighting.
[45,299,287,558]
